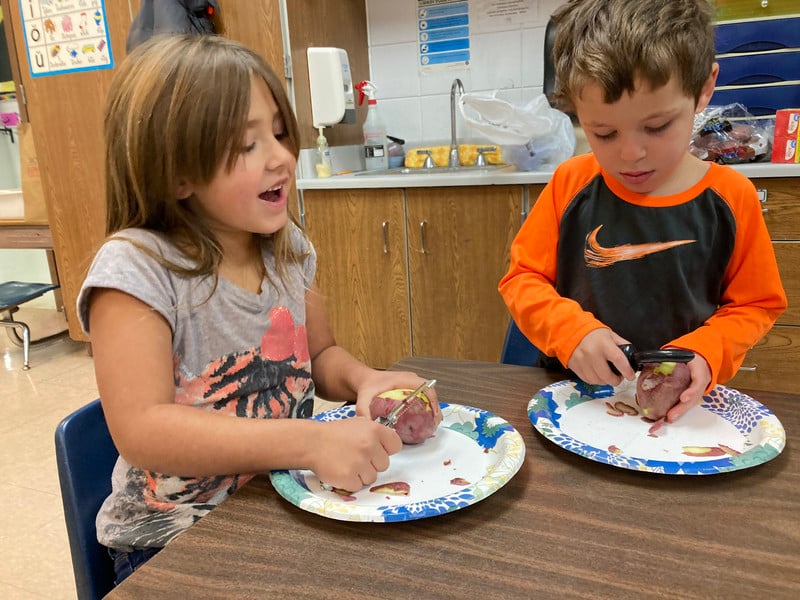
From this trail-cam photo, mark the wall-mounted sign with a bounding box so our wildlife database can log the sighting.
[18,0,113,78]
[418,0,470,72]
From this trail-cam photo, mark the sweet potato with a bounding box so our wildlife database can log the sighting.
[635,362,691,421]
[370,388,442,444]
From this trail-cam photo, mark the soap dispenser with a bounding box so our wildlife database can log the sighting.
[307,48,356,127]
[315,127,332,178]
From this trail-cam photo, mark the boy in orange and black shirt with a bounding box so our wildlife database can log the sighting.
[499,0,786,422]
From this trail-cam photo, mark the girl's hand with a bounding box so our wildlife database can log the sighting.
[353,370,439,418]
[309,417,402,492]
[666,355,711,423]
[567,328,635,386]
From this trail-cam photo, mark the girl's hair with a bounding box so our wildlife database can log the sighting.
[103,33,303,282]
[551,0,716,113]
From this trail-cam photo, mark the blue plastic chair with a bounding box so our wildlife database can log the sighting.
[55,399,119,600]
[500,318,541,367]
[0,280,65,369]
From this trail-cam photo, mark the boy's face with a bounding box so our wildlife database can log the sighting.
[573,69,717,196]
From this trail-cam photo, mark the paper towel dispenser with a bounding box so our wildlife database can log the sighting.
[307,47,356,127]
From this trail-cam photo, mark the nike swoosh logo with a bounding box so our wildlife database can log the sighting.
[584,225,695,267]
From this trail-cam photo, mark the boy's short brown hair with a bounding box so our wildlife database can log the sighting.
[551,0,716,113]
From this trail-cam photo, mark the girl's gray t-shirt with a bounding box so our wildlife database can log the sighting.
[77,225,316,550]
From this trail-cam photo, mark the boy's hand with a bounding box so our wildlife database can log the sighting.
[310,417,403,492]
[666,355,711,423]
[567,328,636,386]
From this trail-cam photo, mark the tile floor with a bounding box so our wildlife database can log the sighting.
[0,305,345,599]
[1,306,94,600]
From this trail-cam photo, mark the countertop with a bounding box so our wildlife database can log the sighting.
[297,161,800,190]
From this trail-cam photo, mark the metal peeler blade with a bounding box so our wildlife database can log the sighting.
[375,379,437,428]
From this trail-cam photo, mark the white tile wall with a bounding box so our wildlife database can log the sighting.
[364,0,567,148]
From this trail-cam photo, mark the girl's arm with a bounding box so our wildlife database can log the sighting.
[303,284,438,415]
[89,287,401,490]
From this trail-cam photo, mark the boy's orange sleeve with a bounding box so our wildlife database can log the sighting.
[668,173,787,388]
[498,160,607,367]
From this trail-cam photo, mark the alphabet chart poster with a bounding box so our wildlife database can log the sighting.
[17,0,113,78]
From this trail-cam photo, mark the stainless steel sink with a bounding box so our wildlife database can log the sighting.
[353,164,514,176]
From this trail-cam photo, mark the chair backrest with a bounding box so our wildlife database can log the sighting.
[500,318,541,367]
[55,399,119,600]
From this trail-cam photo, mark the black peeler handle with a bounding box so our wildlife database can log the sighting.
[609,344,695,375]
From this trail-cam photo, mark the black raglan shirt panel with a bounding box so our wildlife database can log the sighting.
[556,174,736,350]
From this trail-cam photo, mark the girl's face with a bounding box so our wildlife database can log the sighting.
[185,76,296,240]
[574,71,715,196]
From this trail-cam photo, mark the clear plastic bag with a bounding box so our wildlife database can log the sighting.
[689,103,771,164]
[459,92,575,171]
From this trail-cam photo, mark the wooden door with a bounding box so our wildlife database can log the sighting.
[301,188,410,368]
[405,186,523,362]
[216,1,284,85]
[2,0,134,340]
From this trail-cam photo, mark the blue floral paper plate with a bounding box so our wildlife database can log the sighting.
[528,379,785,475]
[269,403,525,522]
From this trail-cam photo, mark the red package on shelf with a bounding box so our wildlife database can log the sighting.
[771,109,800,163]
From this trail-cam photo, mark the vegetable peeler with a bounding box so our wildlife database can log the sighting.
[375,379,437,428]
[610,344,694,375]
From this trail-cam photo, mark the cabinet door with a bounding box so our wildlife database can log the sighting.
[727,325,800,395]
[774,242,799,324]
[406,186,523,362]
[756,178,800,241]
[302,188,410,368]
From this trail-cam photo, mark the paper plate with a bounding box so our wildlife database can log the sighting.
[270,403,525,522]
[528,379,785,475]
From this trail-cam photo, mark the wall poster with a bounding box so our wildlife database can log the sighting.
[17,0,113,78]
[417,0,470,72]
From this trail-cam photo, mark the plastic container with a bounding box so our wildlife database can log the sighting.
[387,135,405,168]
[315,127,332,178]
[355,81,387,171]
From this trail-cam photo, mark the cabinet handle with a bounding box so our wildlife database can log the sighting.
[738,365,757,372]
[419,220,428,254]
[382,221,389,254]
[757,188,767,213]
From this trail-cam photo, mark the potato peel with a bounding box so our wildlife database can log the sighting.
[369,481,411,496]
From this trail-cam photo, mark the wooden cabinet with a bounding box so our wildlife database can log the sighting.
[405,187,524,362]
[727,177,800,394]
[301,185,527,368]
[301,188,410,368]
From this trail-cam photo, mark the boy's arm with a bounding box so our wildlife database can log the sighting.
[669,186,787,389]
[499,181,607,366]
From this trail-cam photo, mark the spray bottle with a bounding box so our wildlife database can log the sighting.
[315,126,332,178]
[354,80,387,171]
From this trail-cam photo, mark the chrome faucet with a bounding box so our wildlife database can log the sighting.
[449,78,464,168]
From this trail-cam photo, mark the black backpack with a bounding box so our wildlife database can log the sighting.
[126,0,220,52]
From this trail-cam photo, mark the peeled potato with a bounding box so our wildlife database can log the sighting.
[370,388,442,444]
[636,362,691,421]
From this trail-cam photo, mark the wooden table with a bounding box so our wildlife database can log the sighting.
[109,357,800,599]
